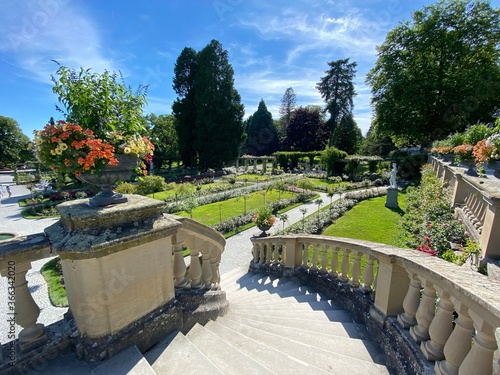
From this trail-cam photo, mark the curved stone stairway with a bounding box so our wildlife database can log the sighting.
[89,267,390,375]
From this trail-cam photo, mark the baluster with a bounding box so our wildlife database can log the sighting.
[349,251,361,287]
[1,262,46,352]
[397,271,422,328]
[210,248,221,287]
[339,248,350,282]
[273,242,280,264]
[410,278,436,343]
[361,255,375,293]
[329,247,339,277]
[259,243,266,264]
[172,234,188,289]
[320,244,328,273]
[310,244,319,271]
[301,241,310,268]
[200,243,213,290]
[265,242,272,265]
[421,289,454,361]
[252,243,258,262]
[189,239,204,289]
[458,311,497,375]
[435,298,474,375]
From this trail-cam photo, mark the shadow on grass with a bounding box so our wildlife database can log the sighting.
[387,206,405,216]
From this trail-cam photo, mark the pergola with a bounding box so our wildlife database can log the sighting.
[236,155,276,173]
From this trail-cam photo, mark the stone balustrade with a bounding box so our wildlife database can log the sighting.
[0,195,227,372]
[250,234,500,375]
[431,156,500,260]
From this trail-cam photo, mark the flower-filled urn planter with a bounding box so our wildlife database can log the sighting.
[76,154,138,206]
[253,204,276,237]
[473,133,500,179]
[34,62,154,206]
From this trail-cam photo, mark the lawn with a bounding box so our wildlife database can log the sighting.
[176,190,297,226]
[40,257,68,307]
[322,192,406,245]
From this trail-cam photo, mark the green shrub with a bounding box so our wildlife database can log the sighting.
[320,147,348,176]
[115,182,137,194]
[136,175,167,195]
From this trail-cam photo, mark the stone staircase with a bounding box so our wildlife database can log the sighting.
[89,267,390,375]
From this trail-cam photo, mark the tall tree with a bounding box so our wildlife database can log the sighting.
[244,99,279,156]
[172,41,245,169]
[0,116,31,168]
[172,47,198,167]
[278,87,297,139]
[360,122,396,157]
[146,114,179,170]
[316,58,357,146]
[329,114,363,155]
[283,106,328,152]
[194,40,245,170]
[367,0,500,147]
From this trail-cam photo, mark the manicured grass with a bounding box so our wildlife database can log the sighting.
[308,178,350,190]
[322,192,406,245]
[236,173,271,182]
[147,181,244,200]
[40,257,68,307]
[176,190,297,226]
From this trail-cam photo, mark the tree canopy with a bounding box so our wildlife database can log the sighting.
[172,40,245,169]
[367,0,500,147]
[0,116,31,168]
[244,99,279,156]
[283,106,328,152]
[316,58,357,146]
[146,114,179,170]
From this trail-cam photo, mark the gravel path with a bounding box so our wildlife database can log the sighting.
[0,172,333,343]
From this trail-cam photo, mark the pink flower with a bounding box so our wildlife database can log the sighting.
[441,223,446,228]
[427,222,432,228]
[464,231,469,237]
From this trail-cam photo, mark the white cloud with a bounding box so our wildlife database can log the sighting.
[0,0,117,83]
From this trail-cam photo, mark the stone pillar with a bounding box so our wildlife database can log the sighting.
[410,278,436,343]
[397,271,421,329]
[45,195,182,359]
[451,173,467,207]
[373,257,409,316]
[479,196,500,259]
[283,237,301,275]
[262,159,267,174]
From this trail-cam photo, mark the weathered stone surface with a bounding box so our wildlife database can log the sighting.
[44,195,181,257]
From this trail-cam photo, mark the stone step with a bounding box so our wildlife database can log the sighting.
[204,319,333,375]
[227,284,322,303]
[228,305,353,322]
[145,330,223,375]
[211,317,389,374]
[92,345,156,375]
[224,278,299,300]
[185,323,275,374]
[225,313,370,340]
[230,294,344,310]
[218,316,386,365]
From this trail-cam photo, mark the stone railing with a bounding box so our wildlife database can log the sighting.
[431,156,500,260]
[250,235,500,375]
[0,195,227,373]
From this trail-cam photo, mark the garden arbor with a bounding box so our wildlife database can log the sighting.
[236,155,276,173]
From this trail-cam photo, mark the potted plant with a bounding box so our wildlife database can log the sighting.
[252,204,276,237]
[452,144,476,176]
[473,132,500,178]
[34,63,154,206]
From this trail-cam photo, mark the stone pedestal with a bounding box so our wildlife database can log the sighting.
[44,195,182,359]
[385,187,399,208]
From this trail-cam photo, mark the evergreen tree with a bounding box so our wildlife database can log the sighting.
[244,99,279,156]
[278,87,296,140]
[330,114,362,155]
[172,40,245,169]
[283,106,328,152]
[194,40,245,170]
[316,58,357,146]
[172,47,198,167]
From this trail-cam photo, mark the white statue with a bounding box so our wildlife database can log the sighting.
[390,163,397,188]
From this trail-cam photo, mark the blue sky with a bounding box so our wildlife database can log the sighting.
[2,0,497,140]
